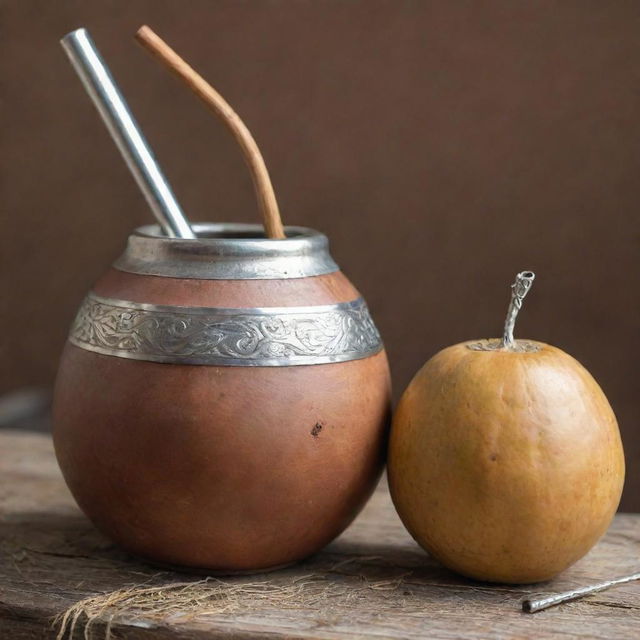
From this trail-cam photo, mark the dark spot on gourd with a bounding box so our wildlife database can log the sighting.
[311,422,323,437]
[490,453,498,461]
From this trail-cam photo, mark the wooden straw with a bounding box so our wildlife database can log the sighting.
[135,25,285,239]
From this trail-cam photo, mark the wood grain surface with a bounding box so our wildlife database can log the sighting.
[0,430,638,639]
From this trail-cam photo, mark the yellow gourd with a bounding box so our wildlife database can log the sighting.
[388,272,625,583]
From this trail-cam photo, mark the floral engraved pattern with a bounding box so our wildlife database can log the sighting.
[69,294,383,366]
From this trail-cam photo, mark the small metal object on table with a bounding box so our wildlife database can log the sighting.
[523,573,640,613]
[1,430,638,639]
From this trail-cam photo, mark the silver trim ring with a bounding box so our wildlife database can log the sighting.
[113,223,339,280]
[69,293,383,366]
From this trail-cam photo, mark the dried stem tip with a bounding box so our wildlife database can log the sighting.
[501,271,535,350]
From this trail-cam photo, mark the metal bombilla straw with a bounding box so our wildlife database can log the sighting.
[60,28,195,239]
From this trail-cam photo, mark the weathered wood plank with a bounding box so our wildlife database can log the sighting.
[0,430,638,639]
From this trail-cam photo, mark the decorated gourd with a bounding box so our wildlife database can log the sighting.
[53,27,391,573]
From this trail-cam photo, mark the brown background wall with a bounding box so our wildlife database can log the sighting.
[2,1,638,509]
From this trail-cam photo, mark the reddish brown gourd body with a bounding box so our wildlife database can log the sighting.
[53,266,391,572]
[388,340,625,583]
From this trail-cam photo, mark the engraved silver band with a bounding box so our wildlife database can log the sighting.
[69,293,383,367]
[113,223,339,280]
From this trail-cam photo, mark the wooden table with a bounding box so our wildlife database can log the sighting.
[1,430,638,639]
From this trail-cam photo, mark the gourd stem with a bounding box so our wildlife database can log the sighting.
[501,271,535,350]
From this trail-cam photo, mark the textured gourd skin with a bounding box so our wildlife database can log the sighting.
[388,340,625,584]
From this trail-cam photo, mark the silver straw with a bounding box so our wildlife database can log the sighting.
[522,572,640,613]
[60,28,195,239]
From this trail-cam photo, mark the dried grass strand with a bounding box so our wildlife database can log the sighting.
[53,567,409,640]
